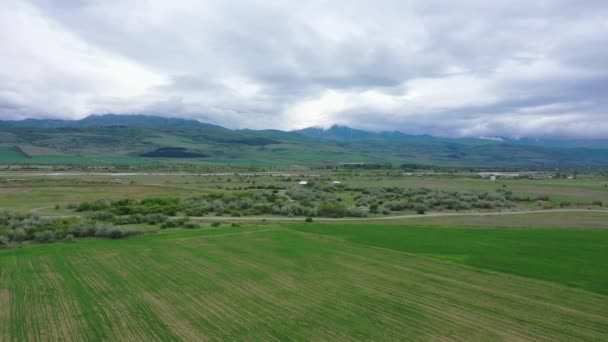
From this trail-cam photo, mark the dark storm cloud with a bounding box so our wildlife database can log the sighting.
[1,0,607,138]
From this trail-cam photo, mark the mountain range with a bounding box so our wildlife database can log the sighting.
[0,114,606,167]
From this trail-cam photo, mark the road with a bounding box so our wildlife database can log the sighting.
[188,209,608,222]
[33,208,608,221]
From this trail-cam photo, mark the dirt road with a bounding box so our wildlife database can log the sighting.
[188,209,608,222]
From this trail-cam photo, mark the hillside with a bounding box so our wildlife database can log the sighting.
[0,115,607,167]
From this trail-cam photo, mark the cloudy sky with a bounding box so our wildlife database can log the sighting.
[1,0,607,138]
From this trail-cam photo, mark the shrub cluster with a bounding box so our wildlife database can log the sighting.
[69,183,553,221]
[356,187,518,213]
[0,211,134,246]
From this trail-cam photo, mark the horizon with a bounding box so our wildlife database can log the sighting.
[1,1,607,139]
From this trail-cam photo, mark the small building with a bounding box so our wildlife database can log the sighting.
[490,175,497,181]
[298,180,308,185]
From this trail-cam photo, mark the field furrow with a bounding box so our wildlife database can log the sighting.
[1,227,607,341]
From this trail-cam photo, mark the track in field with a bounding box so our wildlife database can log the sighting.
[1,227,607,341]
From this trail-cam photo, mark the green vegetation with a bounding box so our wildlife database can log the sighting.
[291,222,608,294]
[0,211,138,245]
[2,114,608,167]
[67,178,587,223]
[1,226,607,340]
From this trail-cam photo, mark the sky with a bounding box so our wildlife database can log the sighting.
[1,0,607,138]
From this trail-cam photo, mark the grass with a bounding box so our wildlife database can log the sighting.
[0,183,203,212]
[1,226,608,340]
[290,222,608,295]
[0,146,28,162]
[396,210,608,229]
[0,145,152,165]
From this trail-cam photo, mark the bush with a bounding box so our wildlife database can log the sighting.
[182,221,200,229]
[415,205,427,215]
[560,201,572,208]
[345,207,367,217]
[592,200,603,207]
[0,235,9,246]
[386,200,411,211]
[68,221,96,237]
[211,222,221,227]
[144,213,169,224]
[84,211,116,222]
[94,223,126,239]
[34,230,55,243]
[376,205,390,215]
[317,202,346,218]
[64,233,76,242]
[76,200,109,212]
[8,228,27,242]
[305,217,313,223]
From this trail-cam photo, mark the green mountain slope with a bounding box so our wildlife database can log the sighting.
[0,115,606,167]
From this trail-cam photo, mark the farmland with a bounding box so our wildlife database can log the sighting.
[1,169,608,340]
[1,223,608,340]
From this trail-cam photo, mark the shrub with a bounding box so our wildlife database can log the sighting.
[376,205,390,215]
[317,202,346,218]
[369,203,379,213]
[592,200,603,207]
[144,213,169,224]
[76,200,109,212]
[211,222,221,227]
[84,211,116,222]
[0,235,9,246]
[34,230,55,243]
[415,205,427,215]
[476,200,495,209]
[68,221,96,237]
[305,217,313,223]
[183,222,200,229]
[386,200,411,211]
[9,228,27,242]
[345,207,367,217]
[231,223,240,227]
[94,223,126,239]
[64,233,76,242]
[560,201,572,208]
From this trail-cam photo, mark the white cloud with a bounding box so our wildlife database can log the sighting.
[0,0,607,138]
[0,2,167,118]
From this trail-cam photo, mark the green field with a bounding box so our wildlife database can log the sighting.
[291,222,608,294]
[1,224,607,340]
[0,145,152,165]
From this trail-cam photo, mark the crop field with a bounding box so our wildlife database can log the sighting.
[1,224,608,341]
[291,221,608,294]
[0,146,152,165]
